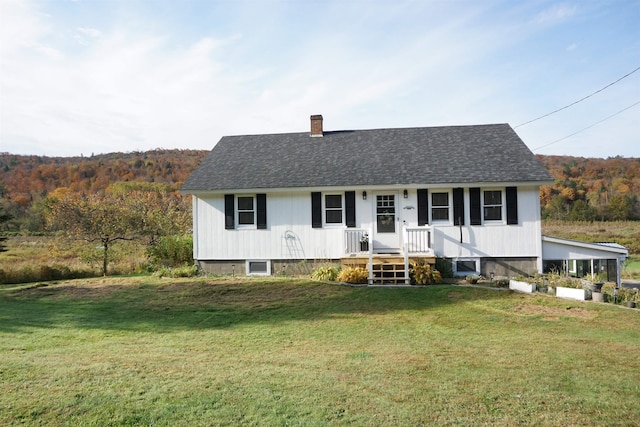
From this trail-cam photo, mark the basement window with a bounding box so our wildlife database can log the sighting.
[455,259,478,275]
[246,260,271,276]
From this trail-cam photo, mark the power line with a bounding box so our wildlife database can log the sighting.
[515,66,640,128]
[532,100,640,151]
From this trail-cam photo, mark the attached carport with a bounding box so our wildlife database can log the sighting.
[542,235,629,286]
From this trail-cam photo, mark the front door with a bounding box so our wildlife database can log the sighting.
[373,193,400,252]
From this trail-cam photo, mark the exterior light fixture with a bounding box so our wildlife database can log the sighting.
[403,189,408,198]
[362,191,367,200]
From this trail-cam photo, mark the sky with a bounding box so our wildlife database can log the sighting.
[0,0,638,158]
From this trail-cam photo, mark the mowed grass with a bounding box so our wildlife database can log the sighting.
[1,277,639,426]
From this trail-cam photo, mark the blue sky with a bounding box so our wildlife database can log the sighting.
[1,0,638,158]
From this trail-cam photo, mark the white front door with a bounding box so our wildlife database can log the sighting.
[373,192,401,252]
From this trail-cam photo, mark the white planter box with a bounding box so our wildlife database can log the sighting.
[556,286,586,301]
[509,279,536,293]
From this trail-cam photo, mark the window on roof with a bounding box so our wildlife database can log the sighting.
[325,194,343,224]
[431,192,449,221]
[483,190,502,221]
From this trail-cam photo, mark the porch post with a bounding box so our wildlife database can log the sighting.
[368,228,373,285]
[403,225,409,285]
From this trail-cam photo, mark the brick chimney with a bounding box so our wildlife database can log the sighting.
[310,114,323,137]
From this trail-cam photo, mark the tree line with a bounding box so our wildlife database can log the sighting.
[537,155,640,221]
[1,151,639,237]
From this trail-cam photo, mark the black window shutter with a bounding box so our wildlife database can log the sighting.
[311,192,322,228]
[345,191,356,228]
[506,186,518,225]
[256,193,267,229]
[469,187,481,225]
[224,194,235,229]
[453,188,465,226]
[417,189,428,226]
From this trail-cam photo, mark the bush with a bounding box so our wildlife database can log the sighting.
[147,234,193,269]
[409,262,442,285]
[310,264,340,281]
[435,258,454,278]
[544,271,584,289]
[337,267,369,284]
[153,265,198,278]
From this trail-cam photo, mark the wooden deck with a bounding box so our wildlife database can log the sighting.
[341,254,436,285]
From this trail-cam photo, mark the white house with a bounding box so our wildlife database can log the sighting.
[182,115,572,283]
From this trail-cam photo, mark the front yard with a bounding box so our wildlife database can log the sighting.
[1,277,639,426]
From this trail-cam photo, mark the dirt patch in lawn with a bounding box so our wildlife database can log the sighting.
[513,302,596,320]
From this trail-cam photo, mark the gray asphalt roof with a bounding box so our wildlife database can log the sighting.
[181,123,552,192]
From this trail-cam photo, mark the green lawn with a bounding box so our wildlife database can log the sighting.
[1,277,639,426]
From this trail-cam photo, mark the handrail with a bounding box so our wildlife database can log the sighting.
[344,228,369,254]
[404,226,432,254]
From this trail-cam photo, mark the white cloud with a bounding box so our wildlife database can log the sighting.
[0,0,638,158]
[534,3,577,25]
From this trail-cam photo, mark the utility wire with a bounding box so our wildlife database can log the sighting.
[515,66,640,128]
[532,100,640,151]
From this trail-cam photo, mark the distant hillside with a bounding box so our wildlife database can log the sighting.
[536,155,640,221]
[0,149,209,196]
[1,151,639,232]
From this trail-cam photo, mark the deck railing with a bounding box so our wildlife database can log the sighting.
[344,228,370,254]
[403,226,432,254]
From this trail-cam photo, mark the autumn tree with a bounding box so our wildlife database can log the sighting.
[568,199,596,221]
[106,182,191,245]
[46,192,139,275]
[45,183,192,275]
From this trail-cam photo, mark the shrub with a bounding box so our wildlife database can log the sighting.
[337,267,369,284]
[153,265,198,278]
[147,234,193,269]
[310,264,340,281]
[409,262,442,285]
[544,271,584,289]
[435,258,454,278]
[599,283,639,305]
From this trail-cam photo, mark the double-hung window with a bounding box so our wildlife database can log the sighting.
[225,194,266,230]
[237,196,255,226]
[325,194,343,225]
[431,192,449,222]
[483,190,502,221]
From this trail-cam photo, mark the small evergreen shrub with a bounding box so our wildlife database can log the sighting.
[435,257,454,278]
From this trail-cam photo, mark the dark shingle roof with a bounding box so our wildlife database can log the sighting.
[181,123,551,192]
